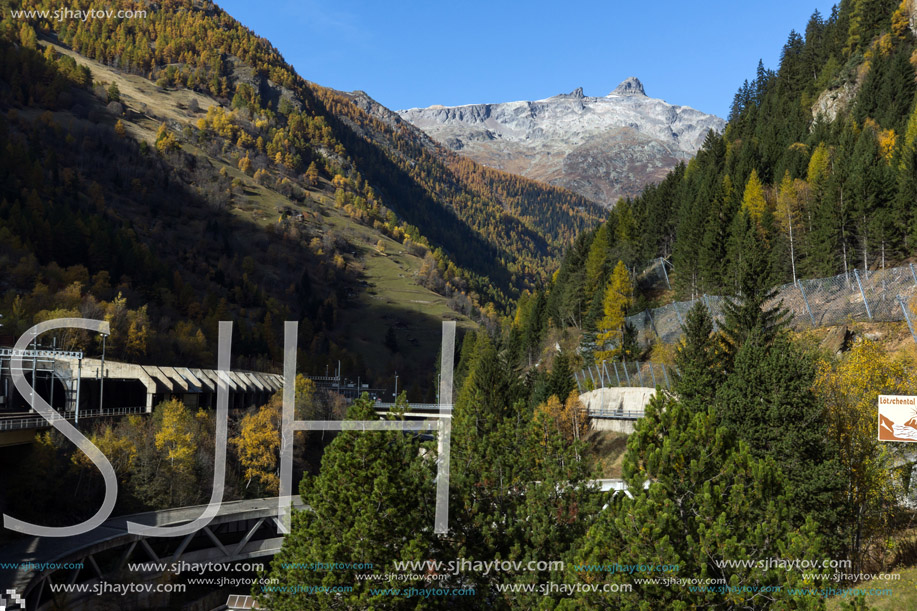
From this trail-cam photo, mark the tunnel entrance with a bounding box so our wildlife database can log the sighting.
[74,378,148,411]
[2,372,68,413]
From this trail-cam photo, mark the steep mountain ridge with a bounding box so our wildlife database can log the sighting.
[0,0,602,390]
[398,78,726,206]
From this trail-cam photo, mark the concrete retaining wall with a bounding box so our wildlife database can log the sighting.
[580,387,655,413]
[580,387,657,434]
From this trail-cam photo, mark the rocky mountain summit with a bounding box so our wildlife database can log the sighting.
[398,78,725,206]
[611,76,646,96]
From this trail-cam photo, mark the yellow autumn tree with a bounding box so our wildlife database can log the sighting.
[807,142,831,187]
[305,162,320,186]
[814,339,916,569]
[535,391,588,446]
[155,122,179,153]
[72,424,137,475]
[776,171,800,283]
[231,375,315,496]
[253,168,270,184]
[892,0,912,38]
[34,307,85,351]
[232,403,281,495]
[293,374,317,419]
[878,128,897,162]
[741,169,767,223]
[19,23,38,49]
[125,305,151,358]
[154,398,196,472]
[595,261,633,363]
[102,291,128,353]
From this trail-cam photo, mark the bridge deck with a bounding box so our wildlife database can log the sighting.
[0,496,305,596]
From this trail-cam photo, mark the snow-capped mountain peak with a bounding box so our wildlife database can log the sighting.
[397,80,724,207]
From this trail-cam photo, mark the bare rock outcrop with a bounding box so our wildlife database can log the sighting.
[811,81,859,123]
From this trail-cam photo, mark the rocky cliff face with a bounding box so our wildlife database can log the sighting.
[811,80,860,123]
[398,78,725,207]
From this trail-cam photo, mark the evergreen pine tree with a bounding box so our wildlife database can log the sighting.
[501,397,603,608]
[714,332,844,539]
[449,333,600,603]
[547,352,576,400]
[583,223,609,295]
[673,302,724,411]
[260,395,437,610]
[698,175,735,294]
[672,195,709,298]
[720,210,788,362]
[897,139,917,251]
[565,393,826,610]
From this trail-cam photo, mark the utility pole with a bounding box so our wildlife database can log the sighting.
[99,333,107,412]
[76,356,82,424]
[50,337,55,410]
[394,371,398,399]
[31,330,37,412]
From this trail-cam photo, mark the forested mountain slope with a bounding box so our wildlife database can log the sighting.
[0,0,602,390]
[519,0,917,365]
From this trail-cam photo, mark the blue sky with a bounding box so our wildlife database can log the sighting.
[216,0,838,119]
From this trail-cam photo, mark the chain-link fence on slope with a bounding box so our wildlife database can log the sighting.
[575,359,673,394]
[580,263,917,391]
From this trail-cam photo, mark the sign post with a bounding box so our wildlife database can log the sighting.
[878,395,917,442]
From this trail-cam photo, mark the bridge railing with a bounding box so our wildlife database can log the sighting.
[0,348,84,360]
[374,402,443,411]
[586,408,645,420]
[0,406,146,431]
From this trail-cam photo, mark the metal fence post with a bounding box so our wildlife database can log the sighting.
[646,309,658,337]
[910,263,917,286]
[854,269,873,320]
[573,371,583,394]
[636,364,645,387]
[587,366,598,390]
[602,362,611,389]
[659,258,671,291]
[898,295,917,345]
[661,363,670,388]
[621,358,631,386]
[798,281,816,327]
[612,361,622,387]
[594,364,604,388]
[650,363,657,387]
